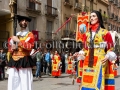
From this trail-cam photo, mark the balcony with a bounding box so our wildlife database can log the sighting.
[64,0,73,8]
[117,2,120,8]
[62,30,69,38]
[45,5,58,18]
[109,13,114,19]
[98,0,109,6]
[62,30,75,38]
[74,2,82,11]
[26,1,41,15]
[113,0,118,5]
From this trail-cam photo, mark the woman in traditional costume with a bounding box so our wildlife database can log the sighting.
[51,51,61,77]
[79,10,117,90]
[66,52,74,74]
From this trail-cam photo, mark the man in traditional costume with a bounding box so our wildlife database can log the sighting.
[79,11,117,90]
[51,51,61,77]
[7,15,35,90]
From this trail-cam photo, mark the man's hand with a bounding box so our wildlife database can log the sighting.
[11,36,20,43]
[11,44,17,50]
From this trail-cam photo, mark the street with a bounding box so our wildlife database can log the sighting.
[0,67,120,90]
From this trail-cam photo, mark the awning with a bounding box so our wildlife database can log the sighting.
[61,37,75,41]
[0,9,10,16]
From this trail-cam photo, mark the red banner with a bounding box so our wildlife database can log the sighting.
[76,13,90,42]
[32,30,39,41]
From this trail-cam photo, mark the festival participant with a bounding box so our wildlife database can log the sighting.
[7,15,35,90]
[51,51,61,77]
[73,50,85,83]
[79,10,117,90]
[66,52,74,74]
[0,48,6,80]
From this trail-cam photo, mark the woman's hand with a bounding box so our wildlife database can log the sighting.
[101,57,108,65]
[11,36,20,43]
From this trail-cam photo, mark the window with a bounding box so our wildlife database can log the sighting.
[112,25,114,30]
[29,0,35,10]
[46,20,52,40]
[74,20,77,31]
[99,9,102,13]
[108,23,111,30]
[65,0,69,3]
[29,17,36,31]
[75,0,78,3]
[66,17,70,30]
[104,11,106,15]
[116,27,118,32]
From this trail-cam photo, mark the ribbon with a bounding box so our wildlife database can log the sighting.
[54,15,74,34]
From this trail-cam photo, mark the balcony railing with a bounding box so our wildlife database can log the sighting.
[45,32,52,40]
[99,0,109,5]
[62,30,75,38]
[64,0,73,8]
[74,2,82,11]
[62,30,69,38]
[45,5,58,18]
[26,1,41,15]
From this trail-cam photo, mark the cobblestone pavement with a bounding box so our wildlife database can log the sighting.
[0,67,120,90]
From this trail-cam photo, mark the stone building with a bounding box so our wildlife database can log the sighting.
[0,0,114,52]
[0,0,61,51]
[60,0,109,52]
[108,0,120,54]
[0,0,11,48]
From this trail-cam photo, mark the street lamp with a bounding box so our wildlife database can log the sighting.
[9,0,17,35]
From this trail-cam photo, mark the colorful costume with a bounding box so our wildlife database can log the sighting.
[73,52,84,83]
[52,54,61,77]
[76,59,84,83]
[66,55,74,74]
[7,30,35,90]
[80,24,116,90]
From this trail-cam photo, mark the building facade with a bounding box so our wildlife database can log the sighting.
[108,0,120,55]
[13,0,61,51]
[0,0,12,48]
[1,0,119,53]
[60,0,109,52]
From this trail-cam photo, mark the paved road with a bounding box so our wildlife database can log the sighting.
[0,67,120,90]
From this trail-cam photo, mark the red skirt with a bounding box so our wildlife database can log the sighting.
[52,70,61,76]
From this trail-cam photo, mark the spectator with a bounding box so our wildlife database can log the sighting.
[0,48,6,80]
[45,50,51,75]
[35,48,43,79]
